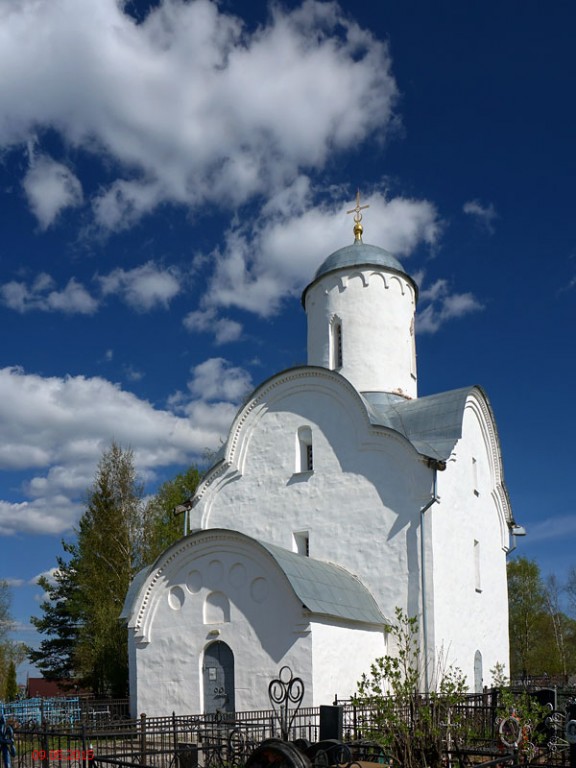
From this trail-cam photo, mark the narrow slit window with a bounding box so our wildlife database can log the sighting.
[293,531,310,557]
[330,317,343,369]
[474,539,482,592]
[472,457,479,496]
[296,426,313,473]
[306,443,313,471]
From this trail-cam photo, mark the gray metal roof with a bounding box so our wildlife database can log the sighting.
[314,241,406,279]
[257,538,387,625]
[121,529,387,627]
[362,387,477,462]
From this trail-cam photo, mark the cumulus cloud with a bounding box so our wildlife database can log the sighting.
[32,568,59,587]
[463,199,498,234]
[22,155,83,229]
[0,274,98,314]
[197,185,440,320]
[97,262,181,311]
[0,262,181,315]
[0,0,398,230]
[0,362,249,535]
[185,358,253,403]
[417,278,483,334]
[183,308,243,345]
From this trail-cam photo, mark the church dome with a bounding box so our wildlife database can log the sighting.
[313,240,408,281]
[303,233,419,399]
[303,239,417,305]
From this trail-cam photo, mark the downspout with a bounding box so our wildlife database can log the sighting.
[420,459,445,692]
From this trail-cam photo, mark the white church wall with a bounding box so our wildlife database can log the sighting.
[429,394,510,691]
[127,535,314,717]
[192,370,434,627]
[310,621,387,705]
[305,269,417,397]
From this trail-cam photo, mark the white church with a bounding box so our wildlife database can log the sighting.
[122,202,519,717]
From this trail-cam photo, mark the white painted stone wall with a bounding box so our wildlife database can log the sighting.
[428,392,510,691]
[126,533,314,717]
[305,269,418,398]
[310,621,387,705]
[192,368,434,629]
[192,373,511,697]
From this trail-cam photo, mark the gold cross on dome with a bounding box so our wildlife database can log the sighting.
[346,189,369,242]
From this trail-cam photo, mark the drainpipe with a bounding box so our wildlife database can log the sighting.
[420,460,445,693]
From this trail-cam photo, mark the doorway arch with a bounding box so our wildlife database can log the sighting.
[203,641,235,714]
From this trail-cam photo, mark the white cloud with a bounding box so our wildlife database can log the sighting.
[186,358,253,403]
[31,568,59,587]
[3,578,25,587]
[1,262,181,315]
[183,308,243,345]
[0,363,248,535]
[201,185,441,318]
[22,155,83,229]
[463,199,498,234]
[522,515,576,543]
[0,0,397,230]
[0,274,98,314]
[97,262,181,311]
[417,278,483,334]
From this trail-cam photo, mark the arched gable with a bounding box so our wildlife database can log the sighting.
[463,387,513,548]
[192,366,424,522]
[121,529,385,644]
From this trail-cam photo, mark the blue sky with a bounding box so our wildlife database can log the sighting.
[1,0,575,682]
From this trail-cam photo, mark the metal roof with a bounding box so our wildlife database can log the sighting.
[362,387,478,462]
[314,241,405,278]
[257,538,387,625]
[121,530,387,627]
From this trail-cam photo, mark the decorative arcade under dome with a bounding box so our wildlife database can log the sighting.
[303,192,418,399]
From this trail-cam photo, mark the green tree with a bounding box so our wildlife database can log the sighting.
[141,466,201,564]
[5,660,18,701]
[542,573,568,676]
[74,442,143,697]
[0,580,12,644]
[0,581,26,699]
[353,608,468,768]
[567,566,576,616]
[507,557,547,678]
[29,444,201,696]
[29,543,83,681]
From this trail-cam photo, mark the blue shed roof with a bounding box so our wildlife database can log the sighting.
[257,538,387,625]
[121,529,387,627]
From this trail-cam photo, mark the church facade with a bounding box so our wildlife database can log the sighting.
[122,213,517,717]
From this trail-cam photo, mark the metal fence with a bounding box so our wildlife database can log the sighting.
[10,690,576,768]
[1,698,129,727]
[11,708,320,768]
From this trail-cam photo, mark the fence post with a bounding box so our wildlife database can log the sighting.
[567,699,576,768]
[40,717,49,768]
[140,713,147,765]
[81,722,89,768]
[490,688,499,740]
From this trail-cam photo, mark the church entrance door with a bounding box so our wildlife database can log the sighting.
[203,641,235,714]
